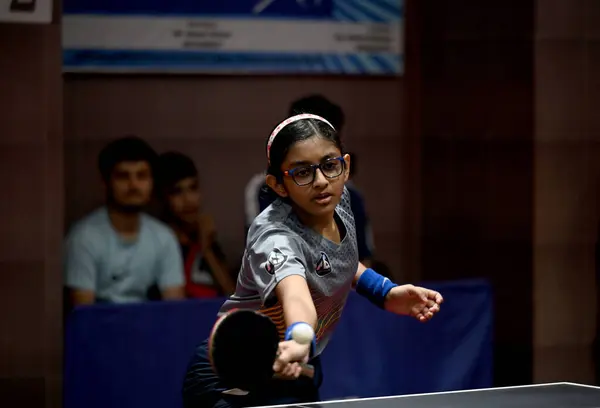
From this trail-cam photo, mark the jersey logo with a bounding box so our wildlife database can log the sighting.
[315,252,332,276]
[265,248,288,274]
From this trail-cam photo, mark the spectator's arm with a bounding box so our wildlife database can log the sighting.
[162,286,185,300]
[157,231,186,300]
[71,289,95,305]
[205,240,236,295]
[64,234,97,306]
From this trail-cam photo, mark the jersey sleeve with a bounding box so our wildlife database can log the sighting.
[245,228,307,304]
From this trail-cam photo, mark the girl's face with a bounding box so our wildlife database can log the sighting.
[166,176,202,224]
[269,136,351,220]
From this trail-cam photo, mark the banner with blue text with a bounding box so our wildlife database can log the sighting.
[62,0,404,75]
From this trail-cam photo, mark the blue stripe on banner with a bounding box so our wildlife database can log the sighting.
[335,1,383,23]
[385,54,403,73]
[341,0,386,23]
[326,55,345,73]
[333,56,348,73]
[347,55,366,74]
[321,55,336,72]
[331,0,401,22]
[63,0,334,18]
[62,49,401,75]
[368,0,403,18]
[372,54,396,72]
[332,7,356,22]
[313,56,327,73]
[380,0,404,11]
[356,54,382,74]
[345,0,399,22]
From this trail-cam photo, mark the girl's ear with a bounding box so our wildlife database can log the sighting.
[266,174,288,198]
[343,153,351,181]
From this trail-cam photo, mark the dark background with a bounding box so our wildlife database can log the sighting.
[2,0,599,406]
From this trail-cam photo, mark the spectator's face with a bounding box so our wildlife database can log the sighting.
[107,161,153,211]
[167,176,201,224]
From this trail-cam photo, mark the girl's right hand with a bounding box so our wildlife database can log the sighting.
[272,340,311,380]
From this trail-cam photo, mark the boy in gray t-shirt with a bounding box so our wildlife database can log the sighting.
[183,113,443,408]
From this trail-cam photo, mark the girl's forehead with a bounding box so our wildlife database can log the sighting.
[284,137,340,163]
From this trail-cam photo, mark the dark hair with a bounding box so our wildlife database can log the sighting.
[98,135,157,181]
[156,151,198,192]
[259,117,343,205]
[348,151,357,177]
[288,94,345,132]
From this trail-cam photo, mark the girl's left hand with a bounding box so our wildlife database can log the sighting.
[383,284,443,322]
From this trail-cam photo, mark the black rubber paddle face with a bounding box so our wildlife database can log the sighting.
[210,310,280,391]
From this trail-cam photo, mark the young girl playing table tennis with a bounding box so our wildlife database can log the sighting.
[182,113,443,408]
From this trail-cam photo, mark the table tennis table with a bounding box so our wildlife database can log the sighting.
[254,382,600,408]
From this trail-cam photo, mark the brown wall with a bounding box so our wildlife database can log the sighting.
[533,0,600,384]
[0,19,63,408]
[419,0,535,386]
[417,0,600,386]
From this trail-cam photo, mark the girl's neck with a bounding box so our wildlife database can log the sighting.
[294,206,337,237]
[106,207,141,241]
[107,207,140,234]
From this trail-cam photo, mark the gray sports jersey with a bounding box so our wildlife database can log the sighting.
[219,186,359,356]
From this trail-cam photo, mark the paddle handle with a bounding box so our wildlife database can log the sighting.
[273,363,315,380]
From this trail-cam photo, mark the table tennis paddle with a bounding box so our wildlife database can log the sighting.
[208,309,314,392]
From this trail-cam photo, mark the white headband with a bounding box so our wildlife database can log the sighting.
[266,113,336,163]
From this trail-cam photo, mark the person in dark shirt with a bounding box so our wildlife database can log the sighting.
[344,151,375,266]
[156,152,235,298]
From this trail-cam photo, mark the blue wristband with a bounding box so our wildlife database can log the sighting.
[355,268,398,309]
[285,322,317,358]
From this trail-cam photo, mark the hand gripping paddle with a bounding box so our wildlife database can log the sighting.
[208,309,314,393]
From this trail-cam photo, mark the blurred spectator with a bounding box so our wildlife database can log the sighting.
[344,152,375,266]
[157,152,235,298]
[243,94,375,264]
[370,259,392,280]
[244,171,269,235]
[63,136,185,307]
